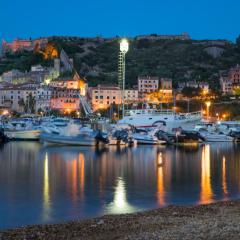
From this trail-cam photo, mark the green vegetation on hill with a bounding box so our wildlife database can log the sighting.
[1,35,240,90]
[0,51,51,73]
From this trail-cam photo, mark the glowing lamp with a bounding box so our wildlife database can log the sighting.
[2,110,9,115]
[205,101,211,108]
[120,39,129,53]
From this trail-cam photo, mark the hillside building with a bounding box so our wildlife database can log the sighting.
[89,85,138,111]
[220,64,240,94]
[50,88,80,113]
[35,86,52,112]
[0,82,39,112]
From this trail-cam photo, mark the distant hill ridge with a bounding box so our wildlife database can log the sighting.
[1,34,240,91]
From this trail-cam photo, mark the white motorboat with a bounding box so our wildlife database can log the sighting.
[40,127,109,146]
[196,128,234,142]
[3,121,41,140]
[133,128,166,145]
[118,108,202,133]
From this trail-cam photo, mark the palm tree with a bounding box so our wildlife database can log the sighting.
[18,98,25,113]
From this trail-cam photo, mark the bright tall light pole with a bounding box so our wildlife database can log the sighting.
[118,39,129,118]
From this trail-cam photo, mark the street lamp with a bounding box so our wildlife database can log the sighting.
[205,101,211,120]
[119,38,129,118]
[120,39,129,53]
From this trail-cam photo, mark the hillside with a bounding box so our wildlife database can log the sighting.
[1,35,240,90]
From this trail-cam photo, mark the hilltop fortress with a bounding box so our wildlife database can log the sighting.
[2,38,48,53]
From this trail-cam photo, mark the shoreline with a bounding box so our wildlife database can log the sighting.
[1,200,240,239]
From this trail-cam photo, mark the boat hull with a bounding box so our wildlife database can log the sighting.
[201,135,234,142]
[40,133,96,146]
[5,130,41,140]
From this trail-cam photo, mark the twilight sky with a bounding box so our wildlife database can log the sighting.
[1,0,240,41]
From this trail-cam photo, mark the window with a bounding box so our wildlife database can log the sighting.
[107,96,110,99]
[95,96,98,99]
[100,96,103,99]
[113,96,116,99]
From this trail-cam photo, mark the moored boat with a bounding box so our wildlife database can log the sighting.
[3,121,41,140]
[133,128,166,145]
[40,127,108,146]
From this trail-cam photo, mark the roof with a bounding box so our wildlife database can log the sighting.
[91,84,120,90]
[51,77,75,82]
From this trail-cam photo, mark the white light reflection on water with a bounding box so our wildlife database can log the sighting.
[43,153,51,221]
[105,177,137,214]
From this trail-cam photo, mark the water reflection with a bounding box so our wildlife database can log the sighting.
[43,153,51,221]
[156,152,165,206]
[199,144,213,204]
[106,177,137,214]
[1,142,240,229]
[78,154,85,200]
[222,156,228,197]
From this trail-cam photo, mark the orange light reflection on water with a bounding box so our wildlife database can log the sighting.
[157,152,165,206]
[78,153,85,200]
[199,145,213,204]
[222,156,228,197]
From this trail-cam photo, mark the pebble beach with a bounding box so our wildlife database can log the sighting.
[1,200,240,240]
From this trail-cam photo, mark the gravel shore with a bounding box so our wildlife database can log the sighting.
[1,200,240,240]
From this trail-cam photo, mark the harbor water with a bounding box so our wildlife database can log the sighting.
[1,142,240,229]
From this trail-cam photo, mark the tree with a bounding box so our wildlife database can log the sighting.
[25,94,36,114]
[18,98,25,113]
[182,87,201,98]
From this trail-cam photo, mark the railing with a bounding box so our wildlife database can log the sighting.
[125,109,202,118]
[79,95,93,116]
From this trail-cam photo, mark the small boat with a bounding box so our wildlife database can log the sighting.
[197,128,234,142]
[3,121,41,140]
[229,128,240,142]
[51,117,69,127]
[168,127,206,145]
[40,127,108,146]
[133,128,166,145]
[108,125,137,146]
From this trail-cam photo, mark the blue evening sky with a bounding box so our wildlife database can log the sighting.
[1,0,239,41]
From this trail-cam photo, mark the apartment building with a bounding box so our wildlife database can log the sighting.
[89,85,138,111]
[50,88,80,113]
[89,85,121,111]
[0,83,39,112]
[35,86,52,112]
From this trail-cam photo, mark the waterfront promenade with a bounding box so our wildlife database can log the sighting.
[1,200,240,239]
